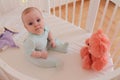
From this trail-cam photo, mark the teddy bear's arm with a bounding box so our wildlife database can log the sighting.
[82,54,92,70]
[80,46,89,59]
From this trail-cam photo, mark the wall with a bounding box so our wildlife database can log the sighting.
[0,0,22,15]
[23,0,49,12]
[50,0,79,8]
[0,0,50,15]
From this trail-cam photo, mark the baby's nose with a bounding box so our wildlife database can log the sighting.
[34,22,39,27]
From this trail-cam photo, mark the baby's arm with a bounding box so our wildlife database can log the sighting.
[48,31,56,48]
[24,38,48,59]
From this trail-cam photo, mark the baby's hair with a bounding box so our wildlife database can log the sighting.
[21,7,42,22]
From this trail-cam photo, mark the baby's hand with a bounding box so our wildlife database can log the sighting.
[50,39,56,48]
[41,50,48,59]
[31,51,48,59]
[31,51,41,58]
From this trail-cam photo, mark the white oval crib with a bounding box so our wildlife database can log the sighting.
[0,0,120,80]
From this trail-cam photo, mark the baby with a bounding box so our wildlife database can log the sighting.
[22,7,68,68]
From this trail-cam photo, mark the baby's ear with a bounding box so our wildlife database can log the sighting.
[85,38,89,46]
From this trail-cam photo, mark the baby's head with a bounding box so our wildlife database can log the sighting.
[22,7,44,35]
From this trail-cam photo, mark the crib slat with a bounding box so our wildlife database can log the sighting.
[111,21,120,45]
[53,0,55,16]
[114,56,120,68]
[106,5,118,34]
[65,0,68,21]
[59,0,62,18]
[111,40,120,58]
[72,0,76,24]
[78,0,84,27]
[86,0,100,33]
[98,0,109,29]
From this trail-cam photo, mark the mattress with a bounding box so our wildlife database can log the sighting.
[0,7,113,80]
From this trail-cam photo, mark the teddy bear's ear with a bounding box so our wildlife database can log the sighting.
[97,29,103,34]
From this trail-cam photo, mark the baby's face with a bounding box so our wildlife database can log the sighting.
[22,10,44,34]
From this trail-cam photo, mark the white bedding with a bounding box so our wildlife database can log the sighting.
[0,7,113,80]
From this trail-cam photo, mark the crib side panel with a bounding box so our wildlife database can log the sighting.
[49,0,101,33]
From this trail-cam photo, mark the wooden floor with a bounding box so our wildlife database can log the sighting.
[51,0,120,64]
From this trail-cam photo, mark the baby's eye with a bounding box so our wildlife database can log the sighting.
[37,19,40,22]
[28,22,33,25]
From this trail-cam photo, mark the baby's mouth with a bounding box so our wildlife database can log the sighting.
[36,28,40,32]
[35,27,42,31]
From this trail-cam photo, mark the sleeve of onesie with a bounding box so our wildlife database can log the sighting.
[23,38,35,56]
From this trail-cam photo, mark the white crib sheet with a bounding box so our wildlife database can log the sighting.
[0,7,113,80]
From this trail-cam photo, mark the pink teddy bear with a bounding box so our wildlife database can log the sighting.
[80,29,111,71]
